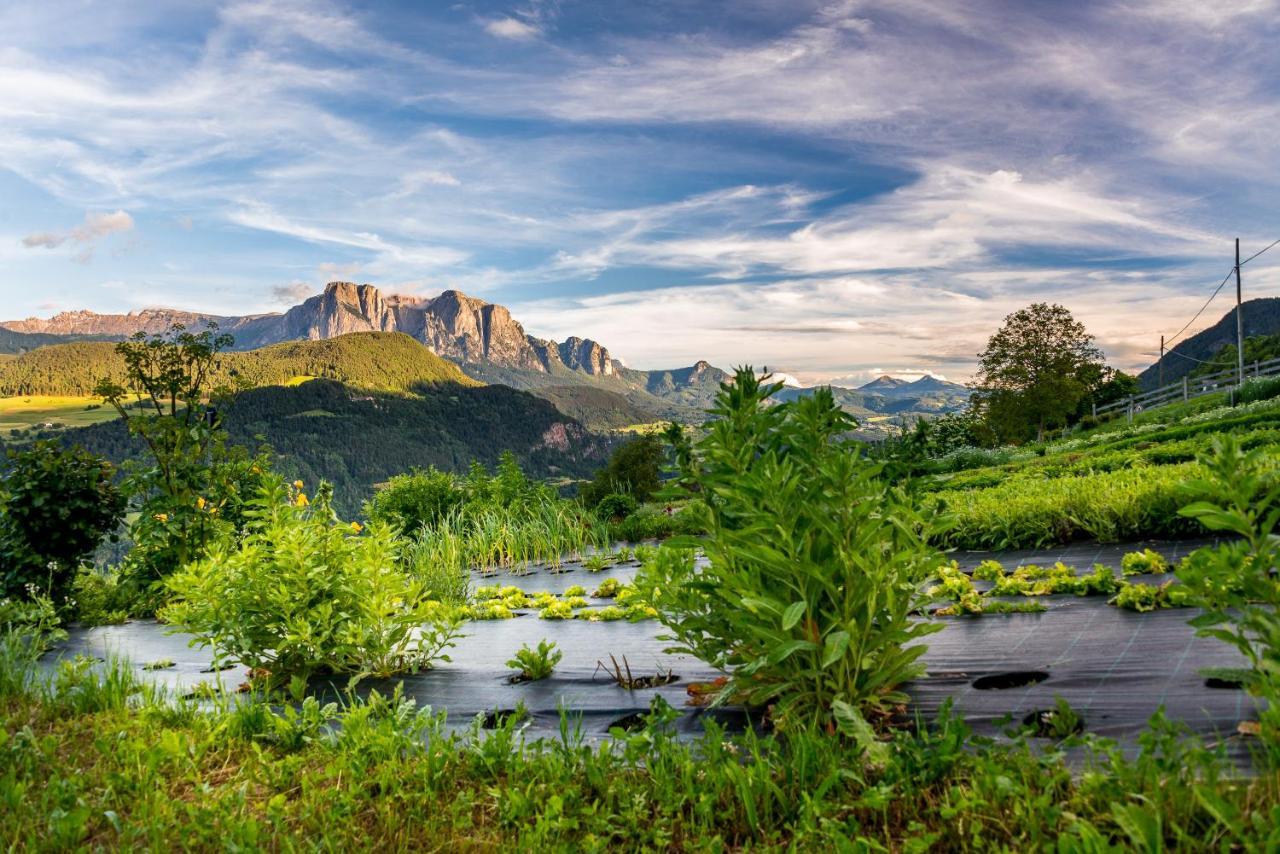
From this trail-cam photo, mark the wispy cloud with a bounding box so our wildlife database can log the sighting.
[21,209,135,262]
[0,0,1276,377]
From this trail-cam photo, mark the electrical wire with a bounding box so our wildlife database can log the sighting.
[1161,267,1235,348]
[1240,236,1280,266]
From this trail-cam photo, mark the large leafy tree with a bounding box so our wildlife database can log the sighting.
[971,303,1105,442]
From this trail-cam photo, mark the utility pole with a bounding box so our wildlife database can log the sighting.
[1158,335,1164,388]
[1236,238,1246,389]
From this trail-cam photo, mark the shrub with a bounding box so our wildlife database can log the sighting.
[638,369,944,737]
[365,467,465,533]
[69,568,130,626]
[506,640,562,682]
[580,434,664,507]
[0,441,125,605]
[595,492,638,522]
[163,478,462,689]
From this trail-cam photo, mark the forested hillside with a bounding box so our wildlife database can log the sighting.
[0,333,477,397]
[47,378,605,516]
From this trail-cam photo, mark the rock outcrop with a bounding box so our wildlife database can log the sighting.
[3,282,617,378]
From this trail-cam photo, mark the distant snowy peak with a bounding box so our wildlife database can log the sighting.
[760,370,805,388]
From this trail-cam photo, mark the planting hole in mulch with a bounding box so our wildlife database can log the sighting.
[200,663,238,673]
[1206,676,1246,690]
[607,712,649,733]
[482,708,526,729]
[972,671,1049,690]
[1021,709,1084,738]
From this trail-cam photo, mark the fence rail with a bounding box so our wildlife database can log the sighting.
[1095,356,1280,420]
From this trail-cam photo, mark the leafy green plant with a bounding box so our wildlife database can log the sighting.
[972,559,1005,581]
[162,478,462,689]
[1121,548,1169,576]
[95,324,271,584]
[365,467,465,533]
[594,492,638,521]
[1109,581,1191,612]
[0,441,125,605]
[69,567,130,626]
[638,369,944,736]
[592,578,622,598]
[1174,436,1280,751]
[506,640,562,682]
[988,563,1119,597]
[582,553,612,572]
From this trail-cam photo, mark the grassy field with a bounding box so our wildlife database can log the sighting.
[0,395,120,434]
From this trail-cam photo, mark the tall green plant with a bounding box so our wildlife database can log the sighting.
[94,323,270,583]
[1175,436,1280,754]
[0,442,125,604]
[638,369,944,737]
[163,478,462,688]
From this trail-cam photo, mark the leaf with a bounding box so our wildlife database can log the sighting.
[781,601,806,631]
[767,639,817,665]
[821,631,850,668]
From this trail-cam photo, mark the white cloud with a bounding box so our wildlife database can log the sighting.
[484,17,540,40]
[21,210,135,261]
[270,281,314,303]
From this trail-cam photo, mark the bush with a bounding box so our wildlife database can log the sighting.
[69,567,131,626]
[0,441,125,605]
[580,435,664,507]
[594,492,637,521]
[163,478,462,689]
[366,467,465,533]
[638,369,944,737]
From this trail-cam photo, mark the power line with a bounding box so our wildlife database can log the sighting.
[1161,267,1235,348]
[1240,236,1280,266]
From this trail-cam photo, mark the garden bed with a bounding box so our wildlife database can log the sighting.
[51,538,1260,763]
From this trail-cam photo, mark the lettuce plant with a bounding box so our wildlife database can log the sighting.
[639,369,944,737]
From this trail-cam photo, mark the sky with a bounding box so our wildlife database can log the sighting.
[2,0,1279,385]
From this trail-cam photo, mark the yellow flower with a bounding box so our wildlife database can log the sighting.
[250,465,262,474]
[293,480,305,489]
[153,513,169,523]
[350,521,363,533]
[196,497,207,510]
[295,493,309,507]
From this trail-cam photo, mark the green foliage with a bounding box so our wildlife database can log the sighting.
[162,478,462,688]
[365,468,465,533]
[970,303,1107,443]
[505,640,562,682]
[1109,581,1191,612]
[68,568,131,626]
[93,324,272,585]
[1174,435,1280,752]
[0,441,124,605]
[0,332,476,398]
[935,462,1200,549]
[400,529,471,605]
[639,369,943,734]
[1240,373,1280,404]
[580,434,664,507]
[594,492,637,521]
[988,563,1119,597]
[3,662,1278,849]
[1121,548,1169,576]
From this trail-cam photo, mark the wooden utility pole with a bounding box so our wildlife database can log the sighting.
[1158,335,1165,388]
[1236,238,1246,388]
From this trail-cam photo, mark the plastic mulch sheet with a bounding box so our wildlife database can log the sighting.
[53,537,1263,763]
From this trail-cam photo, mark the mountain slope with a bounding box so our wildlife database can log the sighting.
[1138,297,1280,390]
[43,378,605,517]
[0,333,476,397]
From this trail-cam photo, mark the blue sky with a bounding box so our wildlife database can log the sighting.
[2,0,1278,383]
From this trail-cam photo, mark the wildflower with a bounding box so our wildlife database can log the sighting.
[196,497,207,510]
[295,493,309,508]
[153,513,169,523]
[350,521,363,533]
[293,480,305,489]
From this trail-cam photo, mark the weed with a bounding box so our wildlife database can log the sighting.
[506,640,562,682]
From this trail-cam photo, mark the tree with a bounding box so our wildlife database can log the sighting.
[93,324,269,585]
[0,442,125,605]
[971,304,1105,443]
[580,434,665,508]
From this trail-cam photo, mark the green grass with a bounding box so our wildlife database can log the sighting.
[1,656,1276,851]
[0,395,120,433]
